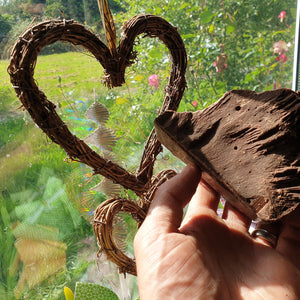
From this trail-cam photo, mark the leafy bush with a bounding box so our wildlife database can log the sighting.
[0,0,297,298]
[116,0,295,109]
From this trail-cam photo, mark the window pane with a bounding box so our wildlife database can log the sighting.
[0,1,297,299]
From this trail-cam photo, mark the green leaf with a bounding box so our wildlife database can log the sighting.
[272,30,285,36]
[179,3,189,10]
[148,48,163,59]
[245,73,253,82]
[74,282,119,300]
[60,100,69,108]
[182,33,196,39]
[0,206,10,227]
[226,25,235,34]
[199,9,216,25]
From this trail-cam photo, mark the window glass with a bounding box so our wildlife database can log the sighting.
[0,1,297,299]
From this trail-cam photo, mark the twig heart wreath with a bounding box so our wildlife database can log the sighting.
[8,1,187,276]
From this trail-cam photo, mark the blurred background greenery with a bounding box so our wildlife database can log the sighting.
[0,0,297,298]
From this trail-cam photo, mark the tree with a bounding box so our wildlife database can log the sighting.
[0,13,11,43]
[44,0,123,24]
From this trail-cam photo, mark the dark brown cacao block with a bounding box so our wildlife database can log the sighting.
[154,88,300,221]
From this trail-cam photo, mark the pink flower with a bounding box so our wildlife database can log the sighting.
[213,61,219,72]
[273,40,288,55]
[278,11,286,22]
[192,101,198,107]
[148,74,159,90]
[280,54,287,62]
[276,54,287,62]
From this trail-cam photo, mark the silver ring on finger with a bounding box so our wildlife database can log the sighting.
[251,229,278,248]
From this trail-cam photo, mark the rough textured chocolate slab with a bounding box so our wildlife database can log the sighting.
[154,89,300,221]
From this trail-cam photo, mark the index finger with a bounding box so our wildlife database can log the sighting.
[145,164,202,234]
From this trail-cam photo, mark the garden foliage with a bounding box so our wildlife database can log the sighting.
[0,0,297,298]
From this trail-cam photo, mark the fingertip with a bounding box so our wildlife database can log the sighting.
[153,163,201,207]
[181,163,202,182]
[184,162,201,173]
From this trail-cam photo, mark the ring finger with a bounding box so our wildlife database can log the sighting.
[222,201,252,233]
[251,221,282,248]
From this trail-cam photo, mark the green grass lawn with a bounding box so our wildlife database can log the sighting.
[34,51,106,100]
[1,51,106,107]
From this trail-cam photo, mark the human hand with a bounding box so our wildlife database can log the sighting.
[134,165,300,299]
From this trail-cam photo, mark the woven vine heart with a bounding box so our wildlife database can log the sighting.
[8,14,187,275]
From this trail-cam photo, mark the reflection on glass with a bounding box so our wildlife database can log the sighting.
[0,0,297,299]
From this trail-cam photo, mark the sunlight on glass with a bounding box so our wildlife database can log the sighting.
[0,0,297,299]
